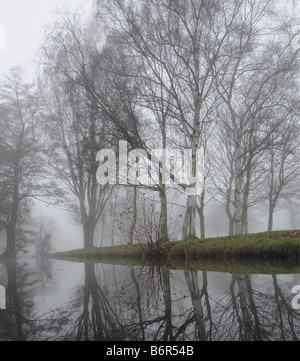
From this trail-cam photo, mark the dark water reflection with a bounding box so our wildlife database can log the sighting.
[0,258,299,341]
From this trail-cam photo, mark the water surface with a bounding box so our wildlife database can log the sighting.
[0,258,299,341]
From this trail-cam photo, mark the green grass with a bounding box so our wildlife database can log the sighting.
[167,230,300,263]
[50,230,300,273]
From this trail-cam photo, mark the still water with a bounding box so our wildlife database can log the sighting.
[0,257,299,341]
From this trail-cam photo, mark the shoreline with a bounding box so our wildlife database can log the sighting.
[50,230,300,273]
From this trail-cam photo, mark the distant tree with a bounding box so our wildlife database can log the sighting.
[40,14,114,248]
[260,118,300,231]
[214,0,300,234]
[0,67,46,258]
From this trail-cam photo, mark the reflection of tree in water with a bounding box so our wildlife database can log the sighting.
[225,274,264,340]
[0,261,25,340]
[0,259,299,341]
[62,264,197,341]
[64,264,175,341]
[35,227,53,294]
[271,274,299,341]
[183,270,215,341]
[120,266,179,340]
[40,267,300,341]
[215,274,300,340]
[65,264,125,341]
[110,268,300,341]
[0,259,62,341]
[115,267,214,341]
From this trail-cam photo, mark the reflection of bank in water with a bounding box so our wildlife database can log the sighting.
[0,285,5,309]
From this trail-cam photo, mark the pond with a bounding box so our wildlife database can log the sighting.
[0,257,299,341]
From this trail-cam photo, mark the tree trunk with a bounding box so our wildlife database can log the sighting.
[226,192,235,236]
[225,174,235,236]
[267,204,274,232]
[5,226,16,258]
[242,208,249,234]
[242,163,251,234]
[228,218,235,236]
[182,38,201,242]
[234,131,243,235]
[182,195,197,240]
[6,261,24,340]
[199,209,205,239]
[159,184,169,242]
[267,150,275,232]
[3,160,19,258]
[129,186,138,244]
[159,117,169,243]
[234,175,243,235]
[80,190,97,249]
[242,136,254,235]
[83,220,96,249]
[198,191,205,239]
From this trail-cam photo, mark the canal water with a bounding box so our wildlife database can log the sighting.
[0,258,299,341]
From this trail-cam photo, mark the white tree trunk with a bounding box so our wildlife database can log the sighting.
[234,131,243,235]
[182,195,197,239]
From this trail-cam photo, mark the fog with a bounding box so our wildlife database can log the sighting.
[0,0,93,79]
[0,0,299,343]
[0,0,299,252]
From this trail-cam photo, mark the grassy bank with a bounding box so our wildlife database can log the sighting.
[51,230,300,269]
[166,230,300,263]
[51,254,300,274]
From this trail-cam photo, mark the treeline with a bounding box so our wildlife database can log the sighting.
[0,0,299,256]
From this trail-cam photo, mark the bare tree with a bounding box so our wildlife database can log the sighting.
[39,15,114,248]
[41,74,112,247]
[214,0,299,234]
[95,0,246,240]
[0,67,46,258]
[261,118,300,231]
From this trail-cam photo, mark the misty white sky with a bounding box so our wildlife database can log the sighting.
[0,0,93,79]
